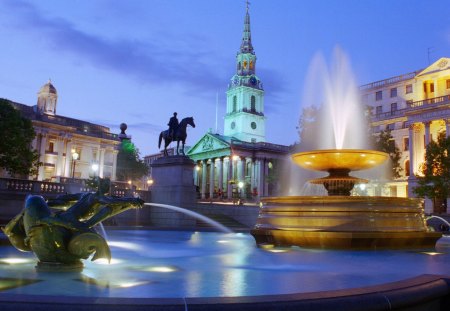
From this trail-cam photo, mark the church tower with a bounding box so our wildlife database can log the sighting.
[224,2,265,142]
[37,79,58,115]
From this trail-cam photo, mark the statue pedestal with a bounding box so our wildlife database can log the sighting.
[150,155,197,227]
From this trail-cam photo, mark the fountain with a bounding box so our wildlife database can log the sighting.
[251,49,442,249]
[0,49,448,309]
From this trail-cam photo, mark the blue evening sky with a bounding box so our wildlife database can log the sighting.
[1,0,449,156]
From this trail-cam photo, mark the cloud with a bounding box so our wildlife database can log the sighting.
[0,0,225,95]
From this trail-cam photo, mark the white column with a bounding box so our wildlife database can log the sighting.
[64,140,73,177]
[201,160,207,199]
[209,158,215,199]
[408,124,415,178]
[111,150,118,181]
[424,121,431,146]
[55,138,65,178]
[218,157,223,193]
[99,148,106,178]
[227,157,233,199]
[238,157,245,183]
[257,159,264,197]
[250,158,256,195]
[264,160,270,195]
[38,133,47,181]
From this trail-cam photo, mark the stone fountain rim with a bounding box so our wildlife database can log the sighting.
[0,274,448,310]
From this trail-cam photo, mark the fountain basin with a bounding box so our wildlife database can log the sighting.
[0,229,449,310]
[251,196,442,249]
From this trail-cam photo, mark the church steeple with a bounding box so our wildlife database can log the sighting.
[240,1,254,54]
[224,1,266,143]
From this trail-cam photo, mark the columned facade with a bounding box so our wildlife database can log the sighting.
[5,80,121,182]
[363,57,450,213]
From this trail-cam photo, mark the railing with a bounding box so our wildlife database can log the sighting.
[0,178,67,194]
[0,178,150,201]
[371,95,450,122]
[360,71,419,91]
[407,94,450,109]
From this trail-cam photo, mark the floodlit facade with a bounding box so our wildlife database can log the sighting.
[362,57,450,213]
[6,80,121,182]
[187,4,289,200]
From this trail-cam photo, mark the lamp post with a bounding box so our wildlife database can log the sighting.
[91,163,99,192]
[147,178,154,190]
[238,181,244,205]
[71,151,79,179]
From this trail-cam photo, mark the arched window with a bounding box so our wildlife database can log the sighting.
[232,96,237,112]
[251,96,256,112]
[405,160,410,177]
[238,62,241,70]
[249,60,254,70]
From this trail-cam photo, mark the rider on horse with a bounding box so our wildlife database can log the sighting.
[168,112,179,139]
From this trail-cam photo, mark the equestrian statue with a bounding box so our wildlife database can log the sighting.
[158,113,195,156]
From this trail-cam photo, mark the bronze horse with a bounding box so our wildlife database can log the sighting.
[158,117,195,156]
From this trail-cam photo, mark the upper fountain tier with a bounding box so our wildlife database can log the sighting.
[292,149,388,172]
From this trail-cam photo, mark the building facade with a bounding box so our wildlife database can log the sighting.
[362,58,450,213]
[187,4,289,200]
[7,80,121,182]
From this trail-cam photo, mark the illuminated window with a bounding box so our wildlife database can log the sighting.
[390,88,397,97]
[406,84,413,94]
[447,79,450,89]
[430,83,434,92]
[249,60,254,70]
[251,96,256,112]
[376,106,382,115]
[405,160,410,177]
[375,91,382,101]
[232,96,237,112]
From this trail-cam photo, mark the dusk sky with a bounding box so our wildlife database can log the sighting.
[1,0,450,156]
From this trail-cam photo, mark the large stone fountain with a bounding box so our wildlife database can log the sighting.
[251,148,442,249]
[252,50,442,250]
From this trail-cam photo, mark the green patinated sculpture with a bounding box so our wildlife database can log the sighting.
[1,193,143,269]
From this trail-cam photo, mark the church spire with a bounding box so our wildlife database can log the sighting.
[240,0,254,54]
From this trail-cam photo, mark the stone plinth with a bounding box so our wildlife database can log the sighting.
[149,156,197,228]
[150,155,196,207]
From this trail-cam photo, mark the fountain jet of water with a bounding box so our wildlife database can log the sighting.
[144,203,233,233]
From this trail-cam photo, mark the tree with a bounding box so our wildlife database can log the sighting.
[0,99,40,177]
[116,139,149,182]
[373,129,402,179]
[413,133,450,209]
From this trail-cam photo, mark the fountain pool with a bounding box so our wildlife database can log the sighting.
[0,229,449,300]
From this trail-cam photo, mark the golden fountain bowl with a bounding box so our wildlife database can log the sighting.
[291,149,389,172]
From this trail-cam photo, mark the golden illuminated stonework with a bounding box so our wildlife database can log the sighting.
[251,149,442,250]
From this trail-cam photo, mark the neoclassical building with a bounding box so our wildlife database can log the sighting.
[187,5,289,200]
[7,80,121,182]
[362,57,450,212]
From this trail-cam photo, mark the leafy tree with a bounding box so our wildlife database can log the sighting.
[116,139,149,182]
[373,129,402,179]
[413,133,450,205]
[0,99,40,177]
